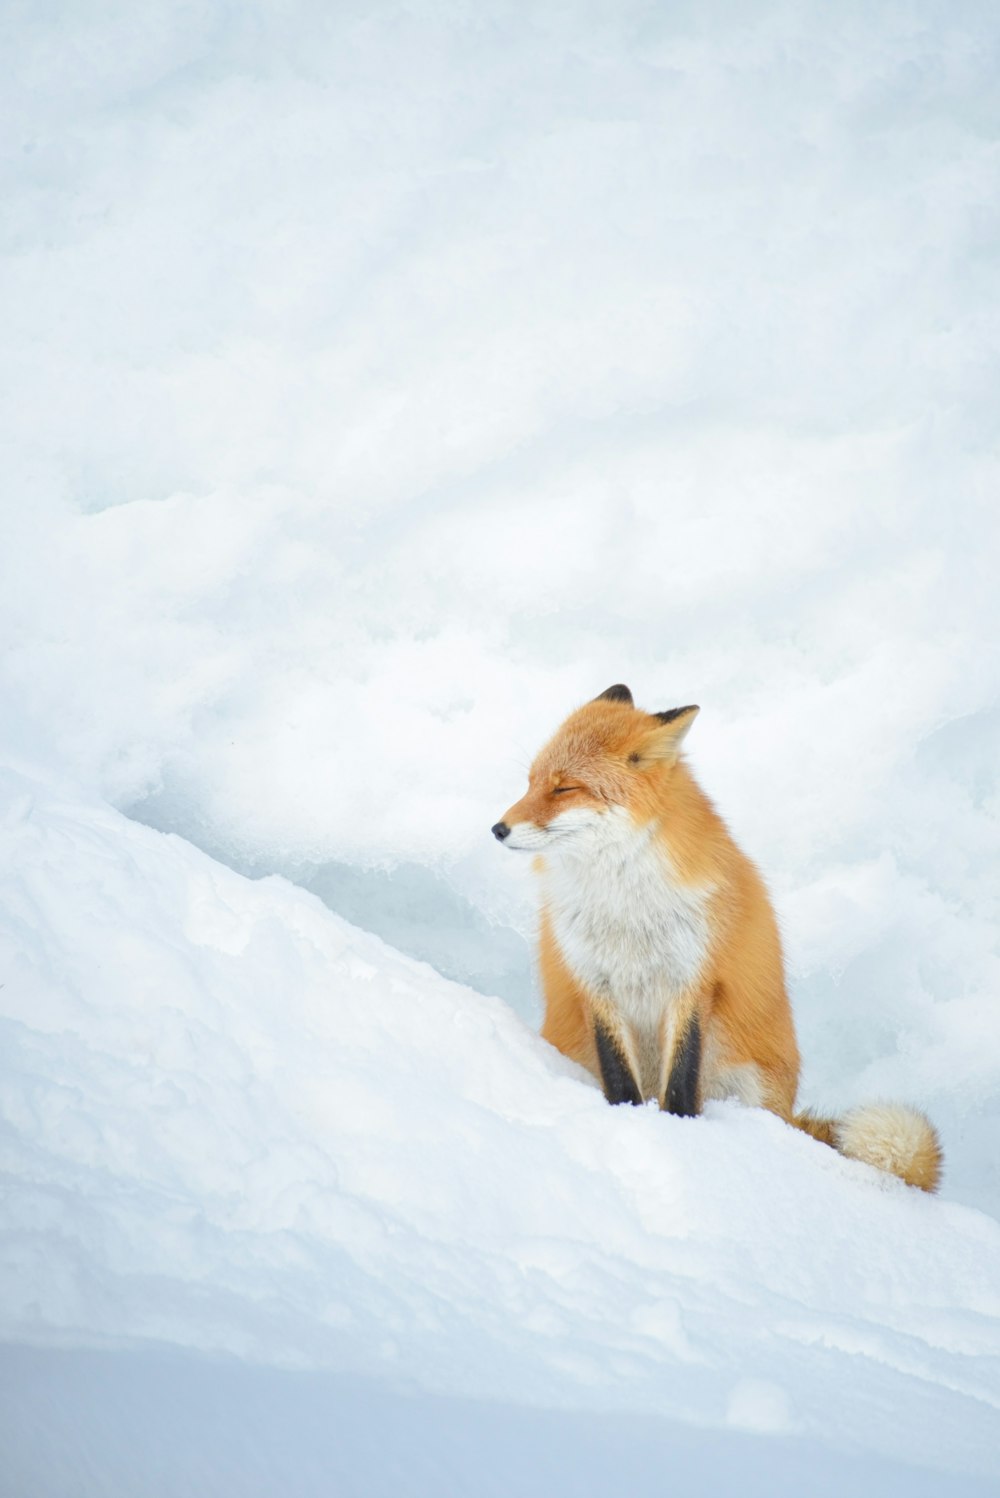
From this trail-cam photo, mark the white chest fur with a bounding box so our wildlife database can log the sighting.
[541,808,713,1033]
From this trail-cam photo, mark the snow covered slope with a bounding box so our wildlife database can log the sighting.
[2,766,998,1492]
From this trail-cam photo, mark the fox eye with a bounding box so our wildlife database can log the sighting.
[552,785,579,795]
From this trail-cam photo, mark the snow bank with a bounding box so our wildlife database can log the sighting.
[1,767,998,1490]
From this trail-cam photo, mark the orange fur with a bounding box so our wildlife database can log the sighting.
[538,908,596,1073]
[495,685,941,1192]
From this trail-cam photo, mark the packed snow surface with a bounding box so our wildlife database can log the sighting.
[1,769,999,1492]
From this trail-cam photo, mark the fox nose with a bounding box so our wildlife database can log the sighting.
[492,821,510,842]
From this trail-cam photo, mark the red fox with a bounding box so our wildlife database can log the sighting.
[492,684,941,1192]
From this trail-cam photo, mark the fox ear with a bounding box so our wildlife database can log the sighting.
[594,683,633,706]
[639,705,700,764]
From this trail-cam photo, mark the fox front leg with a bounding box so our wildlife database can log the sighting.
[661,1008,702,1118]
[593,1015,643,1106]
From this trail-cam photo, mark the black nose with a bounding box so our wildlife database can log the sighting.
[492,821,510,842]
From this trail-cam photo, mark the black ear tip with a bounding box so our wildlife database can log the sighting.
[655,704,699,725]
[595,683,633,706]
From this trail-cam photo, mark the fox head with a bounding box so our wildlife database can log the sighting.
[492,684,699,855]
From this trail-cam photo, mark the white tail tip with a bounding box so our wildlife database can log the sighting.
[835,1103,942,1192]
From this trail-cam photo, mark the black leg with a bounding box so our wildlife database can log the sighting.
[664,1012,701,1117]
[594,1018,642,1106]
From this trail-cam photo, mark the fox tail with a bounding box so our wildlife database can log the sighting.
[793,1103,942,1192]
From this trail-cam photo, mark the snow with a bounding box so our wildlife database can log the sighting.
[2,0,999,1490]
[9,1349,999,1498]
[1,769,999,1493]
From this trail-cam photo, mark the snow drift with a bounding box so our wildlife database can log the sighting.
[1,766,998,1492]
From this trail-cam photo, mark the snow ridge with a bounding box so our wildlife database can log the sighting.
[1,768,998,1487]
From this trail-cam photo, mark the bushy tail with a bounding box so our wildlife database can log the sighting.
[793,1104,942,1192]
